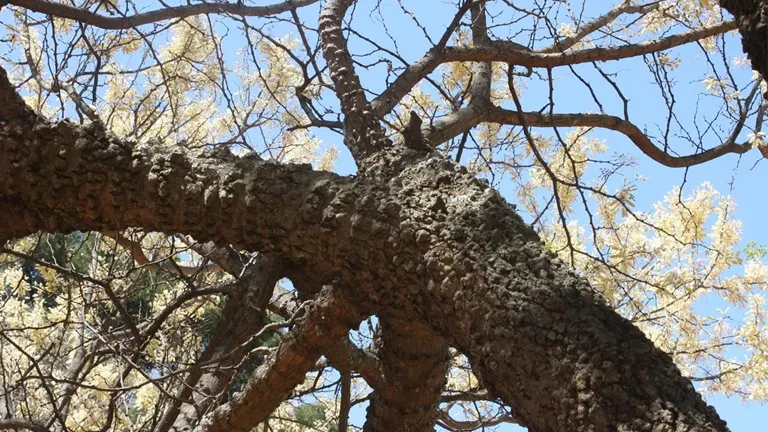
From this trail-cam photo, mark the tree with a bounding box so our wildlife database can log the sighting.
[0,0,766,431]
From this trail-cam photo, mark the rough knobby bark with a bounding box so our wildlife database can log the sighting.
[161,256,283,432]
[719,0,768,81]
[363,317,449,432]
[0,91,729,430]
[1,0,755,428]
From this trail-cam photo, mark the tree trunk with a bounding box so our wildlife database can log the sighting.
[0,66,729,430]
[363,317,449,432]
[719,1,768,81]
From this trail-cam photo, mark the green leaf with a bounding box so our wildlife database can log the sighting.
[744,241,768,260]
[294,403,326,427]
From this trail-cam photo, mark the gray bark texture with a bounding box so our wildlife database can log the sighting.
[5,0,765,428]
[160,255,283,432]
[0,60,728,430]
[719,0,768,82]
[363,317,449,432]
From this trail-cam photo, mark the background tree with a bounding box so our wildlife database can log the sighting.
[0,0,766,431]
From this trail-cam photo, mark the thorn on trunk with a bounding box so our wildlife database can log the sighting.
[402,111,431,152]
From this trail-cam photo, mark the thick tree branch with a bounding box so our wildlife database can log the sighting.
[269,286,382,388]
[423,102,490,147]
[185,241,382,391]
[318,0,390,161]
[468,1,492,104]
[321,334,381,389]
[193,285,364,432]
[363,317,449,432]
[719,0,768,80]
[374,19,736,120]
[376,154,729,431]
[4,0,320,30]
[159,256,283,432]
[0,68,730,430]
[0,68,350,269]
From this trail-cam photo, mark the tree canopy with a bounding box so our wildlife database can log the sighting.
[0,0,766,431]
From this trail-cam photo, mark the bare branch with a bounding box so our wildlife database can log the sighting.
[541,1,662,53]
[5,0,321,30]
[376,19,737,119]
[370,0,474,118]
[421,94,755,167]
[449,20,737,66]
[484,106,755,168]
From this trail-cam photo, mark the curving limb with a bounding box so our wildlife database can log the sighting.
[422,100,754,168]
[483,108,754,168]
[193,284,365,432]
[2,0,321,30]
[372,19,736,120]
